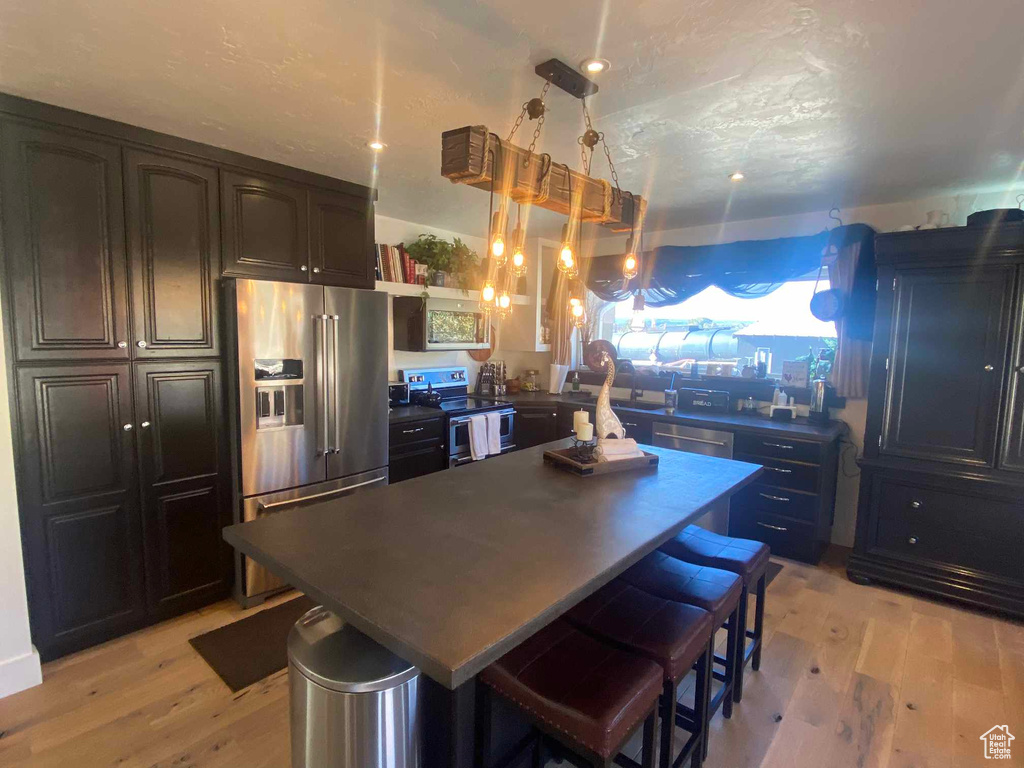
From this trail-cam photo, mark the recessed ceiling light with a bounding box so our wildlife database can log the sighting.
[368,140,386,151]
[580,58,610,75]
[729,171,745,182]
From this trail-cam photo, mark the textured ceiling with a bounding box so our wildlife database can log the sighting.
[1,0,1022,238]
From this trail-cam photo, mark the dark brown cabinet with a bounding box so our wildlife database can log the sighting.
[851,224,1024,618]
[221,171,310,282]
[134,361,230,619]
[125,150,221,358]
[310,189,375,289]
[1,123,130,362]
[880,266,1013,466]
[14,364,146,658]
[388,417,446,483]
[514,406,559,450]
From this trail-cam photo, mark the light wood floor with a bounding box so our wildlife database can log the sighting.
[0,548,1021,768]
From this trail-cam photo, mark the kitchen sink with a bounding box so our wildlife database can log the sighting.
[611,399,664,411]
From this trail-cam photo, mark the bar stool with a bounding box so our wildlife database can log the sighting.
[566,580,715,768]
[659,526,769,703]
[618,550,742,739]
[477,618,663,768]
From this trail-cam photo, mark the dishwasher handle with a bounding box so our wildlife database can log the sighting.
[653,431,729,447]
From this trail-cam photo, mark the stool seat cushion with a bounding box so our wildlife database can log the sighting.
[619,551,742,626]
[566,579,714,682]
[479,619,662,759]
[659,525,770,583]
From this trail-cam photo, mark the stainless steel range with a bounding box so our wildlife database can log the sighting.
[399,366,515,467]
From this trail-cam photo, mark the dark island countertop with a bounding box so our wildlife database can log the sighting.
[223,440,762,689]
[388,404,445,425]
[502,391,845,443]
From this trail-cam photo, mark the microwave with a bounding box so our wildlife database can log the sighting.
[392,296,491,351]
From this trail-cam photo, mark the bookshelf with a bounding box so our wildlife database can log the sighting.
[374,281,529,305]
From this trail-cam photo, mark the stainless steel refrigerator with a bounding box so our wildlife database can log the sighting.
[228,278,389,603]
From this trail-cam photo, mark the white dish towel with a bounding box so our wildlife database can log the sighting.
[485,412,502,456]
[468,415,488,461]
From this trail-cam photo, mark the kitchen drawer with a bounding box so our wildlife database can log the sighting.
[735,453,820,493]
[875,478,1020,538]
[732,483,819,523]
[613,410,653,445]
[873,515,1019,580]
[735,433,821,464]
[388,443,446,483]
[389,417,444,451]
[730,509,820,563]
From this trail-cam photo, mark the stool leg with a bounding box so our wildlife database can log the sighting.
[697,644,712,763]
[660,680,676,768]
[752,572,766,671]
[641,707,658,768]
[734,586,748,704]
[723,606,738,719]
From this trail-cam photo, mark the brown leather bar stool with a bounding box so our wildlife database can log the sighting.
[618,550,743,741]
[477,618,664,768]
[659,526,770,703]
[566,580,715,768]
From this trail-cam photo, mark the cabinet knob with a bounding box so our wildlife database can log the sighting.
[907,536,918,545]
[141,421,151,428]
[312,267,321,274]
[137,340,147,348]
[117,341,127,349]
[983,364,994,372]
[300,265,308,272]
[123,423,133,431]
[910,500,922,509]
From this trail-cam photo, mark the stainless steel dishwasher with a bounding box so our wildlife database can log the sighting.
[653,423,734,534]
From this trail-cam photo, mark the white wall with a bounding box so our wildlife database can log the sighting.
[376,214,551,383]
[591,189,1024,547]
[0,310,42,698]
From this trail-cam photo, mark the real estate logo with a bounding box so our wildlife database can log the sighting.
[980,725,1014,760]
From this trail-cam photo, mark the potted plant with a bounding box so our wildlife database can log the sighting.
[403,234,480,290]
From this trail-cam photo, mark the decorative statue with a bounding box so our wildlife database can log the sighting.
[594,351,625,440]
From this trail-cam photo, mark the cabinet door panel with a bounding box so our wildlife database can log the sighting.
[15,364,144,658]
[881,266,1013,466]
[1,122,129,360]
[221,171,308,281]
[125,150,220,357]
[515,408,558,450]
[310,190,374,288]
[134,361,230,618]
[1001,269,1024,471]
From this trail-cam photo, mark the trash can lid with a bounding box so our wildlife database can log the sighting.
[287,606,419,693]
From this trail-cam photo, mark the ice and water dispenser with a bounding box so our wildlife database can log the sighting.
[254,359,304,430]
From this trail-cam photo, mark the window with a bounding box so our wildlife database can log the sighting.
[597,279,835,380]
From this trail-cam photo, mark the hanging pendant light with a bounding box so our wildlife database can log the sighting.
[490,210,507,265]
[622,237,639,281]
[558,223,576,274]
[510,222,526,277]
[496,290,512,318]
[480,279,496,312]
[628,292,646,332]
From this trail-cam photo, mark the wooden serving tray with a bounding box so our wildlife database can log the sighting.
[543,447,660,477]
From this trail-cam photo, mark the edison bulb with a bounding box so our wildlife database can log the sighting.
[629,311,645,332]
[559,245,575,273]
[623,253,639,280]
[569,296,581,308]
[491,235,505,260]
[571,303,584,318]
[498,293,511,309]
[481,282,496,302]
[511,248,525,274]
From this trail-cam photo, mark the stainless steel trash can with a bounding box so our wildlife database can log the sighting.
[289,606,420,768]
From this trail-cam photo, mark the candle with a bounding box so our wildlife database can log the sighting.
[576,422,594,441]
[573,409,590,433]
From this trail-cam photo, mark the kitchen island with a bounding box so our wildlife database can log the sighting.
[223,439,762,767]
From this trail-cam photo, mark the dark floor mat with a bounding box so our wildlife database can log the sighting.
[766,561,783,586]
[189,594,317,692]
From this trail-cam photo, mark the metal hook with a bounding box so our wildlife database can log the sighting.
[1017,193,1024,209]
[828,206,843,228]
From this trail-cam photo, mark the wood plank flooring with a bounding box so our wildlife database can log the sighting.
[0,548,1021,768]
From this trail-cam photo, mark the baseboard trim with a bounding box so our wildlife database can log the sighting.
[0,646,42,699]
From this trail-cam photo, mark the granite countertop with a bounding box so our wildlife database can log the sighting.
[499,391,845,443]
[388,405,445,424]
[224,441,762,689]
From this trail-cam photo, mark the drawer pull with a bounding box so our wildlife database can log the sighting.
[401,427,425,434]
[623,422,639,427]
[762,442,794,450]
[910,500,922,509]
[757,521,789,532]
[654,432,728,447]
[764,466,793,474]
[759,492,790,503]
[907,536,918,545]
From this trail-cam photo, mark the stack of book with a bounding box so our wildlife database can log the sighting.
[375,243,427,285]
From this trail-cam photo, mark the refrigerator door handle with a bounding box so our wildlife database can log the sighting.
[331,315,341,455]
[317,314,330,456]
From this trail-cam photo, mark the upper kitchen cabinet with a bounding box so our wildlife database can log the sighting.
[1,122,130,361]
[879,265,1013,467]
[1000,269,1024,472]
[221,170,310,282]
[309,189,375,289]
[124,150,221,358]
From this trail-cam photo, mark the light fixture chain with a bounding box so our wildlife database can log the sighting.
[526,81,550,158]
[506,104,528,143]
[600,133,621,200]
